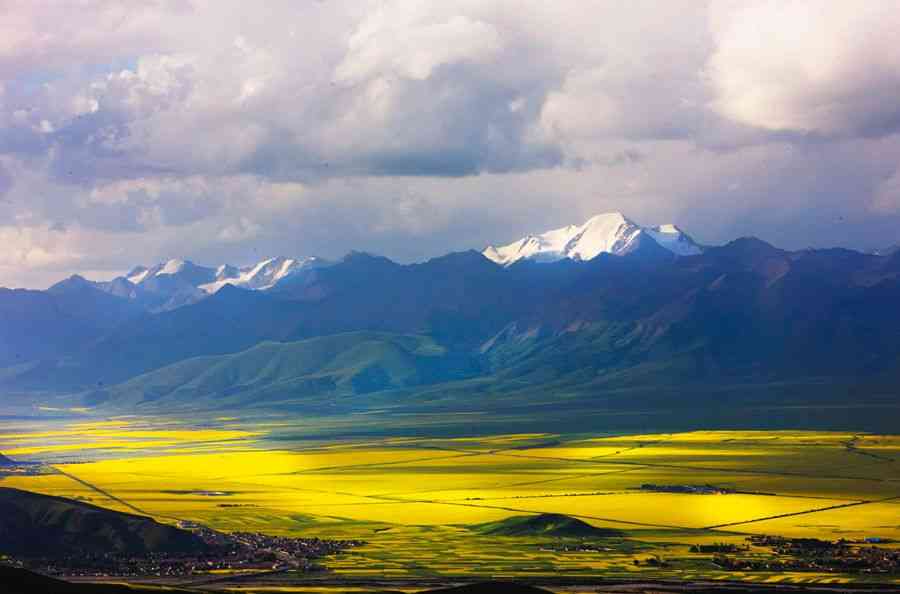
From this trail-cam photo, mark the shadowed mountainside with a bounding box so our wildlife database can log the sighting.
[0,566,195,594]
[0,488,208,557]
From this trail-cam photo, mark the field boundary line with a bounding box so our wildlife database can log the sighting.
[703,494,900,529]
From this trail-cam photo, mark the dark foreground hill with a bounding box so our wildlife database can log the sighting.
[0,566,196,594]
[0,488,208,556]
[0,565,189,594]
[473,514,624,538]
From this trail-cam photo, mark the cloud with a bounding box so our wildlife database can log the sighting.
[708,0,900,137]
[1,1,900,287]
[335,11,502,83]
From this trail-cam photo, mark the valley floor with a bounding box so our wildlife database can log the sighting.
[1,417,899,587]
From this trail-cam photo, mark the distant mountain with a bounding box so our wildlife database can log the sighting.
[123,256,323,295]
[5,284,306,390]
[66,256,325,313]
[473,513,624,537]
[4,215,900,432]
[0,280,142,368]
[0,453,14,466]
[198,256,325,293]
[0,488,208,556]
[7,238,900,409]
[483,212,702,266]
[125,258,216,287]
[269,250,535,345]
[9,252,526,391]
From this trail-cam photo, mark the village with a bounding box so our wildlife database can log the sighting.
[5,521,364,579]
[713,535,900,574]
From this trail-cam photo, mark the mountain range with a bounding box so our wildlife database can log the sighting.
[84,256,326,312]
[1,212,899,431]
[52,212,698,312]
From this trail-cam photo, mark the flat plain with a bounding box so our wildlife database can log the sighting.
[1,417,898,587]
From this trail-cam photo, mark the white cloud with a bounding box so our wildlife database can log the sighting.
[1,1,900,287]
[336,9,502,83]
[219,217,262,242]
[873,168,900,213]
[708,0,900,136]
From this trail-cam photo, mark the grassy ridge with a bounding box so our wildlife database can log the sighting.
[85,332,481,410]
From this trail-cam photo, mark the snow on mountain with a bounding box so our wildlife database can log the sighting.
[126,266,151,284]
[198,256,320,293]
[483,212,702,266]
[125,259,213,285]
[123,256,320,294]
[644,224,703,256]
[157,258,188,276]
[93,256,322,312]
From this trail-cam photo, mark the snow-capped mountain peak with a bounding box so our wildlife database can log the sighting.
[156,258,188,276]
[645,224,703,256]
[102,256,323,311]
[483,212,702,266]
[125,266,150,284]
[198,256,319,293]
[126,259,202,283]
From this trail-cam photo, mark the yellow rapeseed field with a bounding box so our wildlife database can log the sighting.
[2,420,898,582]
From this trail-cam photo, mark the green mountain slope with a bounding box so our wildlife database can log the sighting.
[85,332,481,410]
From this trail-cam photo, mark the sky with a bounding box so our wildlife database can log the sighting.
[2,0,900,288]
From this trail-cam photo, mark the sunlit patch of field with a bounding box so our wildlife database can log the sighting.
[0,417,260,460]
[735,501,900,540]
[1,424,899,583]
[0,473,106,503]
[438,492,854,530]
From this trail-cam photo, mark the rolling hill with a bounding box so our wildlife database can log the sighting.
[82,332,482,410]
[473,514,624,538]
